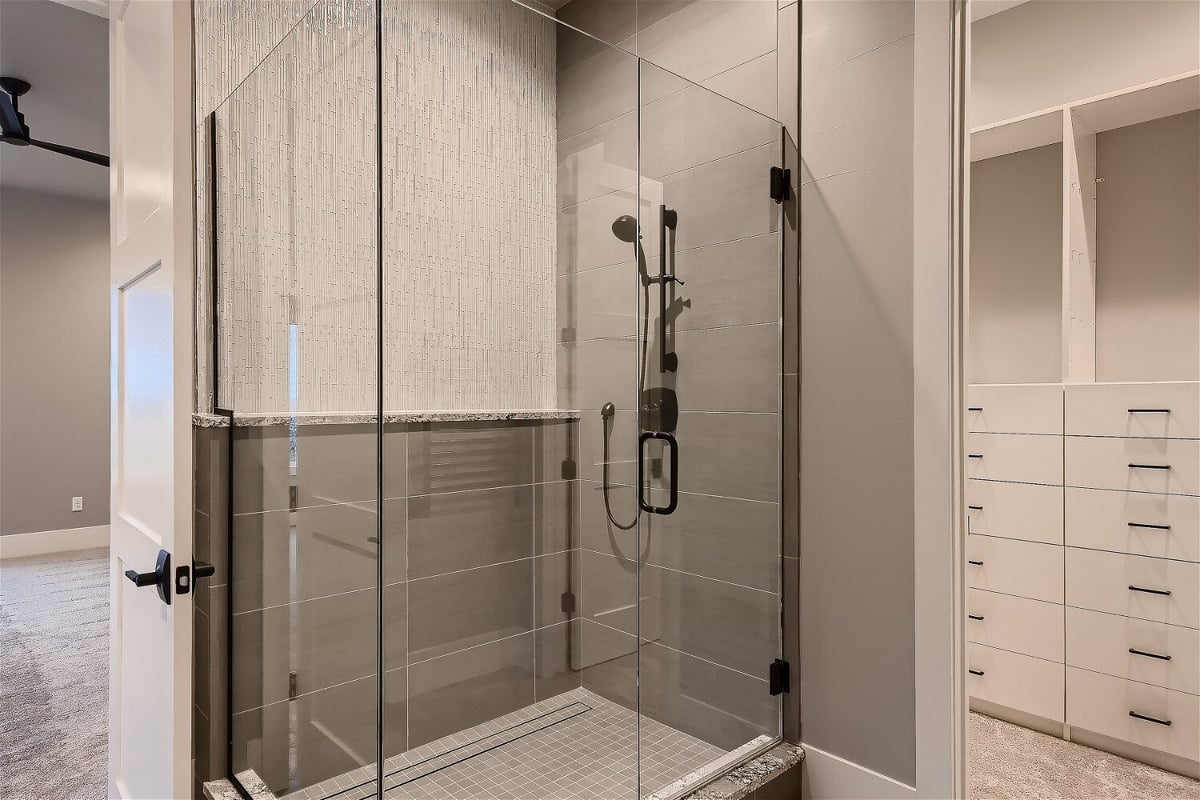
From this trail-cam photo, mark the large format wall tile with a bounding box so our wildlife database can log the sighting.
[407,632,536,748]
[407,485,534,578]
[408,422,535,495]
[407,559,534,663]
[535,620,583,701]
[231,502,381,612]
[641,489,779,593]
[638,640,776,750]
[641,565,779,679]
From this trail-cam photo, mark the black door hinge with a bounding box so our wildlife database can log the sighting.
[561,458,577,480]
[769,659,790,696]
[561,592,576,614]
[289,672,299,700]
[770,167,790,203]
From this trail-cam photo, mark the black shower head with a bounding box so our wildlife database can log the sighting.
[611,215,639,243]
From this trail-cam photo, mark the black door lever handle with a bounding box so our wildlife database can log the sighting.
[125,549,172,605]
[193,561,216,580]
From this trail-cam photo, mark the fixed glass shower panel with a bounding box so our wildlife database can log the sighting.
[214,2,784,799]
[633,63,785,798]
[212,1,380,797]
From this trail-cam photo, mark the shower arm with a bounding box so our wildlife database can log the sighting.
[654,204,681,373]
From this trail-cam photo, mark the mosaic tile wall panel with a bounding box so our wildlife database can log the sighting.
[195,0,558,413]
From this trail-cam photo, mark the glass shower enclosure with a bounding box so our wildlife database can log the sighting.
[204,2,786,798]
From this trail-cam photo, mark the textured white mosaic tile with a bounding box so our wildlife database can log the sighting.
[195,0,557,414]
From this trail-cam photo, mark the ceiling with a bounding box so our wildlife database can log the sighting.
[971,0,1034,23]
[0,0,109,202]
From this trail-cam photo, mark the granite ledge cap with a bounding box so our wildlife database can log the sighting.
[203,770,275,800]
[193,409,582,427]
[677,743,805,800]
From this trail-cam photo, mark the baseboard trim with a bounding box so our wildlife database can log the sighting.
[799,744,917,800]
[0,525,110,559]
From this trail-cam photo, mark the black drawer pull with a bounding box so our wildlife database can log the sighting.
[1128,408,1171,414]
[1128,463,1171,470]
[967,407,983,412]
[1128,522,1171,531]
[1129,648,1172,662]
[1129,711,1171,727]
[1129,585,1171,596]
[968,614,984,621]
[968,669,984,676]
[968,560,984,566]
[968,505,983,511]
[967,454,983,459]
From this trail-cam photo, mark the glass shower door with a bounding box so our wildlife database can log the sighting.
[635,60,786,798]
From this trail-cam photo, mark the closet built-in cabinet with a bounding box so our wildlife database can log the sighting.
[966,70,1200,779]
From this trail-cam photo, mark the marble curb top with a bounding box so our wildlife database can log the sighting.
[193,409,582,427]
[203,745,803,800]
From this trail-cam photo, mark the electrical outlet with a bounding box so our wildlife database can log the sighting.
[71,496,84,512]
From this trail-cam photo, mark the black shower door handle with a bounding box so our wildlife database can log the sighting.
[638,431,679,516]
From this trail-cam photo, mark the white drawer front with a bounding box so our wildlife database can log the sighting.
[968,588,1064,662]
[967,480,1063,545]
[1065,487,1200,563]
[967,534,1064,604]
[1065,436,1200,497]
[1067,666,1200,762]
[1067,607,1200,695]
[968,384,1063,435]
[1066,548,1200,629]
[968,643,1064,722]
[1066,383,1200,440]
[967,433,1063,486]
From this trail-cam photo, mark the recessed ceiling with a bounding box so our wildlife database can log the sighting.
[0,0,108,202]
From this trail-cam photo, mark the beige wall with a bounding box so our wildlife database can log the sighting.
[971,0,1200,127]
[969,144,1064,384]
[1096,110,1200,382]
[0,188,110,535]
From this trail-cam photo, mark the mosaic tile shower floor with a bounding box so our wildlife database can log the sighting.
[280,687,727,800]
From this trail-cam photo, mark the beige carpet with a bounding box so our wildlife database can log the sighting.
[0,548,109,800]
[970,711,1200,800]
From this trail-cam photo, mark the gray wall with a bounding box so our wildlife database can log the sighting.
[971,0,1200,127]
[969,144,1064,385]
[799,0,918,786]
[0,188,110,535]
[1096,110,1200,382]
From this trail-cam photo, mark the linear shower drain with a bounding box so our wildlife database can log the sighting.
[312,701,594,800]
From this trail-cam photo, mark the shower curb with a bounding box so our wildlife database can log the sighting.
[204,745,805,800]
[673,743,805,800]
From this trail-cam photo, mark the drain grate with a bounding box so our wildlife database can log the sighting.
[315,701,594,800]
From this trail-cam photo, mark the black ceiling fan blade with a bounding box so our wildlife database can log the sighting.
[0,92,25,138]
[28,137,110,168]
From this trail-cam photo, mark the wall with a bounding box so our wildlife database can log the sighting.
[969,144,1063,384]
[0,188,110,535]
[1095,110,1200,382]
[971,0,1200,127]
[196,0,558,413]
[799,0,918,787]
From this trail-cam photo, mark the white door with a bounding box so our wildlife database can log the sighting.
[107,0,195,797]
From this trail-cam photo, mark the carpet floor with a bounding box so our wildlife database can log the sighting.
[0,548,109,800]
[970,711,1200,799]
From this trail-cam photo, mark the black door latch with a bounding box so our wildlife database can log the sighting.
[125,549,172,606]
